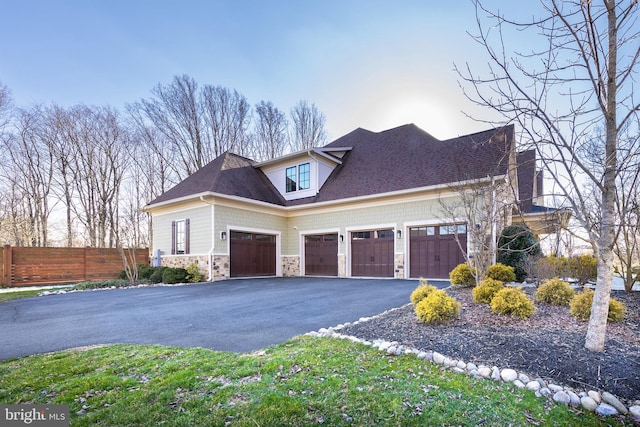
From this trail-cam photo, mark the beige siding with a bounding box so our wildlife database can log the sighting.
[214,205,288,254]
[289,195,467,256]
[153,204,212,256]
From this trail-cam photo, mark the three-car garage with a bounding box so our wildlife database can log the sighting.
[229,224,467,280]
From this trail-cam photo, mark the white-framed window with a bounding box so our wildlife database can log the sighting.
[285,162,311,193]
[171,219,190,254]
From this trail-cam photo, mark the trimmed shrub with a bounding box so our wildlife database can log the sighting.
[569,289,626,322]
[535,278,574,306]
[486,263,516,283]
[415,289,461,324]
[410,280,438,306]
[149,267,166,284]
[568,255,597,285]
[186,263,204,283]
[162,267,188,284]
[497,225,542,282]
[472,278,504,304]
[534,256,570,282]
[491,287,536,319]
[138,265,157,280]
[449,263,476,287]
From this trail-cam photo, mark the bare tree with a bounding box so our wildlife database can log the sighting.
[458,0,640,351]
[201,85,251,157]
[62,105,128,247]
[0,105,54,246]
[139,75,209,178]
[0,83,12,131]
[252,100,289,161]
[290,100,327,151]
[612,128,640,292]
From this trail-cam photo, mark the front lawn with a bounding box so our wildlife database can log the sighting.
[0,336,627,426]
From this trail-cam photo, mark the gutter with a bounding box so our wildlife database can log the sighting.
[200,195,215,281]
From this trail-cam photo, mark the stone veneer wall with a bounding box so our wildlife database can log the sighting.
[212,255,230,281]
[395,253,405,279]
[338,254,347,278]
[282,256,300,277]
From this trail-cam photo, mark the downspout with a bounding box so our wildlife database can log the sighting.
[200,196,215,281]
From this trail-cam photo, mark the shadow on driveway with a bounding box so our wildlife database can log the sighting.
[0,277,450,359]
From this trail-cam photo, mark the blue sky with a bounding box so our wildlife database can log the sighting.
[1,1,521,141]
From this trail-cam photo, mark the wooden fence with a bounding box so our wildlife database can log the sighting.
[0,245,149,287]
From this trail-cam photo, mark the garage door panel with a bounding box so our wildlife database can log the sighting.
[409,225,467,279]
[351,229,394,278]
[230,232,276,278]
[305,234,338,276]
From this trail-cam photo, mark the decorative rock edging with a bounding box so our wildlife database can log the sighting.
[306,309,640,423]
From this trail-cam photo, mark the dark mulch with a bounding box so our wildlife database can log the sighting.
[339,287,640,402]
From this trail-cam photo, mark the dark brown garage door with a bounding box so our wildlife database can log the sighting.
[351,229,394,277]
[409,224,467,279]
[305,234,338,276]
[230,231,276,278]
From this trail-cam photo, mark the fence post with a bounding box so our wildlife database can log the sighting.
[2,245,12,287]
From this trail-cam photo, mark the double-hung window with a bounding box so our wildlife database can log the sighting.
[285,162,310,193]
[171,219,190,254]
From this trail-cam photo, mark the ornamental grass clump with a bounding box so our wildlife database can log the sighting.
[569,289,626,322]
[410,280,438,306]
[535,278,574,306]
[415,289,461,324]
[485,263,516,283]
[491,287,536,319]
[472,278,504,304]
[449,263,476,287]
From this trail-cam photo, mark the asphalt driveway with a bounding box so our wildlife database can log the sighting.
[0,277,449,360]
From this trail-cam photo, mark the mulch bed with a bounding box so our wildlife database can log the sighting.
[339,287,640,403]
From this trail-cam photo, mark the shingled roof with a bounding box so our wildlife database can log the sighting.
[300,124,514,204]
[147,123,517,208]
[148,152,286,206]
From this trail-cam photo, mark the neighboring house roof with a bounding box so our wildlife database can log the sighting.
[147,123,520,209]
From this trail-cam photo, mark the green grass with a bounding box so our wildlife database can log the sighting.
[0,336,630,426]
[0,289,41,303]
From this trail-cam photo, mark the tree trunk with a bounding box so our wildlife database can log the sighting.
[585,0,618,352]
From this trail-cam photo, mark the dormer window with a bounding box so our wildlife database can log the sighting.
[286,163,310,192]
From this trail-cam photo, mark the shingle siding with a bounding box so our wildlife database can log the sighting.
[153,205,212,256]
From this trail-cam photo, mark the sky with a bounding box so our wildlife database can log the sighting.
[0,0,525,141]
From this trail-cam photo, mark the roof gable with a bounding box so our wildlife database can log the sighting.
[148,152,285,206]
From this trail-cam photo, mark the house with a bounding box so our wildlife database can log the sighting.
[144,123,547,281]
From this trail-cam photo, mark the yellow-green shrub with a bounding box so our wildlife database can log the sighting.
[410,280,438,306]
[535,278,574,306]
[473,278,504,304]
[569,289,626,322]
[491,287,536,319]
[415,289,461,324]
[186,262,203,283]
[486,263,516,283]
[449,263,476,287]
[568,255,597,285]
